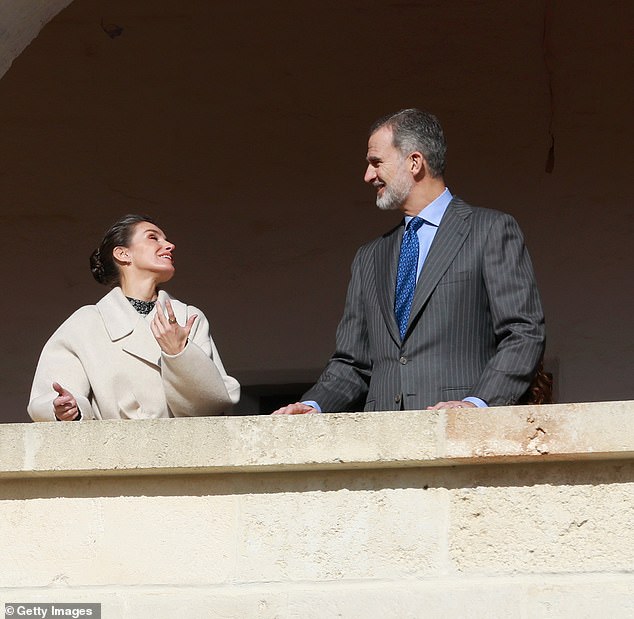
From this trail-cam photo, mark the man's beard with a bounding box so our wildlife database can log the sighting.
[375,166,413,211]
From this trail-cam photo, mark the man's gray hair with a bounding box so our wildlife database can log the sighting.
[370,109,447,177]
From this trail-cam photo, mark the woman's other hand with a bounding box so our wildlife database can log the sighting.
[52,382,80,421]
[151,299,197,355]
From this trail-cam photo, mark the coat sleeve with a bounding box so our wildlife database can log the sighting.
[469,213,546,405]
[160,307,240,416]
[301,247,372,412]
[27,311,97,422]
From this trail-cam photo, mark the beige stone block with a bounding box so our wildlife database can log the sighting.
[95,495,238,585]
[0,476,238,587]
[449,461,634,574]
[234,471,447,581]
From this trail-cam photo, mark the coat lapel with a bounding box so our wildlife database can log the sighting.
[375,223,404,346]
[404,198,472,338]
[97,287,161,367]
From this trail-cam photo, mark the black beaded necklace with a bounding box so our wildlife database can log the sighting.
[126,296,156,315]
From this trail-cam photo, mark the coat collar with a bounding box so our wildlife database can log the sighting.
[96,287,188,367]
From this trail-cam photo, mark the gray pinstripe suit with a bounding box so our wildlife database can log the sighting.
[302,197,545,412]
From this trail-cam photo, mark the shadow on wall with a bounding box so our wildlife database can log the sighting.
[3,458,634,502]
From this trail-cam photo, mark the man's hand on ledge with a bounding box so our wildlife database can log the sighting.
[272,400,478,414]
[272,402,318,415]
[426,400,477,411]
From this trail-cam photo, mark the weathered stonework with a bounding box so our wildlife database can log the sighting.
[1,401,633,617]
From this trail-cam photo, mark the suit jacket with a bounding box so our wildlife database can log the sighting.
[302,197,545,411]
[28,287,240,421]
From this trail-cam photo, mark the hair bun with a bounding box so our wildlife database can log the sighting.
[89,248,107,285]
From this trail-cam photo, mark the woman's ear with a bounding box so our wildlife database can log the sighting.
[113,246,130,264]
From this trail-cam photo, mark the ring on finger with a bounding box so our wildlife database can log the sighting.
[168,317,177,324]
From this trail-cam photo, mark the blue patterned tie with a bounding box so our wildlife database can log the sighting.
[395,217,425,339]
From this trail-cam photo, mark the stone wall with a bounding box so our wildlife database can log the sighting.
[2,401,633,617]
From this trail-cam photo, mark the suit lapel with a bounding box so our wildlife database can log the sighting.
[405,198,472,338]
[375,223,404,346]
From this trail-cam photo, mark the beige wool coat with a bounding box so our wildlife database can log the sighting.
[28,287,240,421]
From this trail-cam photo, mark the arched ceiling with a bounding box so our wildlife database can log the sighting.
[0,0,73,78]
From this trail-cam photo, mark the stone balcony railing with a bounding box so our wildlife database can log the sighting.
[1,400,633,618]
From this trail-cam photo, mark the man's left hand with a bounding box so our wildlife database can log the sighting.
[426,400,477,410]
[272,402,317,415]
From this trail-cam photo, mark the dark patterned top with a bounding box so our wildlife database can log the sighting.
[126,297,156,315]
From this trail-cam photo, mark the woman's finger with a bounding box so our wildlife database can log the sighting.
[164,298,178,325]
[182,314,197,337]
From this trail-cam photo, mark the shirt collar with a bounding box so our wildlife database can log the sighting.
[404,187,453,228]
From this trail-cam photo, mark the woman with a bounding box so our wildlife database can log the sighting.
[28,214,240,421]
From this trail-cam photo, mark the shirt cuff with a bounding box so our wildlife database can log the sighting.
[463,397,488,408]
[301,400,322,413]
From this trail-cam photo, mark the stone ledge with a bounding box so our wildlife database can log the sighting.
[1,401,633,479]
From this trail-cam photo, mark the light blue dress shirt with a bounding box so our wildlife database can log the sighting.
[305,188,487,411]
[405,186,453,282]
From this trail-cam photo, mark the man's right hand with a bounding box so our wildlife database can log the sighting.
[271,402,317,415]
[52,382,80,421]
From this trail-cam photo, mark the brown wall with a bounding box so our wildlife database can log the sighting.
[1,0,632,422]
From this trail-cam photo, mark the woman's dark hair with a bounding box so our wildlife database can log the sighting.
[90,214,157,287]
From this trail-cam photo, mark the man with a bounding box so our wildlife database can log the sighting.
[274,109,545,414]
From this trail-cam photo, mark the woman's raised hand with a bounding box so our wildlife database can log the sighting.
[52,382,80,421]
[151,298,197,355]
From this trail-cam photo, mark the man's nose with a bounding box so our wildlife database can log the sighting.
[364,165,376,184]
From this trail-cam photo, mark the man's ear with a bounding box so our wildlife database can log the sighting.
[113,246,129,264]
[409,151,424,175]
